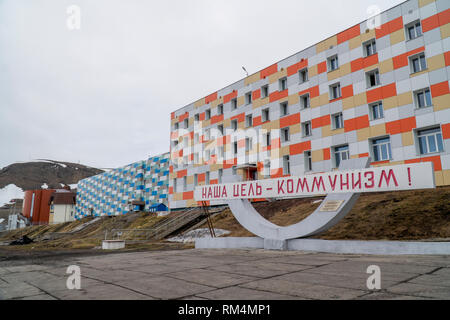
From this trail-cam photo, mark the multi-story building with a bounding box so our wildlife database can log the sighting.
[169,0,450,209]
[75,153,170,218]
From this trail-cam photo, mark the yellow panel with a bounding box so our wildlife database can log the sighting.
[339,62,351,78]
[357,127,371,141]
[442,170,450,186]
[269,69,288,84]
[361,28,376,43]
[353,93,367,107]
[379,58,394,74]
[370,123,386,137]
[310,96,321,108]
[237,96,245,107]
[383,96,398,110]
[194,98,205,108]
[402,132,414,146]
[316,35,337,54]
[435,171,444,186]
[427,54,445,72]
[186,175,194,184]
[319,93,329,107]
[349,35,362,50]
[418,0,435,7]
[441,23,450,39]
[433,94,450,111]
[327,69,340,82]
[322,125,332,138]
[308,65,318,78]
[397,92,413,107]
[342,97,355,110]
[173,193,183,201]
[311,149,323,162]
[390,29,405,46]
[244,73,260,86]
[290,123,301,135]
[288,93,300,106]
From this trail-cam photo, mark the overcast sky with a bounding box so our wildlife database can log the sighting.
[0,0,405,169]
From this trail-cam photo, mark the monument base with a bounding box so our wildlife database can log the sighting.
[195,237,450,255]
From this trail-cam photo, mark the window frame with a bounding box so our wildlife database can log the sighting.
[370,136,393,162]
[363,38,377,57]
[327,55,339,72]
[304,150,312,172]
[281,127,290,143]
[300,93,310,109]
[333,145,350,168]
[409,52,427,74]
[332,113,344,130]
[245,92,252,105]
[329,83,341,100]
[302,121,312,137]
[416,127,444,155]
[262,108,270,122]
[283,155,291,175]
[366,68,380,88]
[217,104,224,115]
[261,85,269,98]
[280,102,289,116]
[414,87,433,109]
[231,98,238,110]
[299,68,309,84]
[405,20,422,41]
[246,114,253,128]
[279,77,288,91]
[369,101,384,120]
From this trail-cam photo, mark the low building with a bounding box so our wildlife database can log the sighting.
[22,189,57,225]
[49,190,77,224]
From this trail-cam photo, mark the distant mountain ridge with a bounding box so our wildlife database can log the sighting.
[0,160,104,191]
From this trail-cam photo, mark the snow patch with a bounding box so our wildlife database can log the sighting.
[0,184,25,207]
[168,228,231,243]
[69,184,78,189]
[41,183,48,189]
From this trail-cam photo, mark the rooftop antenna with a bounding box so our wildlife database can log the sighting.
[242,66,248,77]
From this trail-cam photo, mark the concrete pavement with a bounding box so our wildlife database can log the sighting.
[0,249,449,300]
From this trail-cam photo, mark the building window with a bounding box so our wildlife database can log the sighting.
[265,132,271,146]
[183,176,187,191]
[218,146,224,159]
[194,133,199,143]
[173,179,177,193]
[300,94,310,109]
[280,102,289,116]
[233,141,238,154]
[283,155,291,175]
[246,114,253,127]
[218,104,224,115]
[262,108,270,122]
[194,152,199,164]
[194,174,198,187]
[406,20,422,40]
[261,85,269,98]
[363,39,377,57]
[366,69,380,88]
[370,101,384,120]
[281,127,290,142]
[245,138,252,152]
[332,113,344,129]
[232,166,237,175]
[183,156,188,166]
[195,114,199,122]
[245,92,252,105]
[329,83,341,100]
[184,118,189,129]
[279,77,287,91]
[304,151,312,172]
[328,55,339,72]
[205,172,210,185]
[205,128,211,141]
[218,169,223,184]
[371,137,392,162]
[299,68,308,84]
[205,109,211,120]
[414,88,432,108]
[231,119,238,131]
[410,53,427,73]
[205,149,210,161]
[231,98,237,110]
[302,121,312,137]
[218,124,224,135]
[334,145,349,168]
[417,127,444,155]
[174,122,179,130]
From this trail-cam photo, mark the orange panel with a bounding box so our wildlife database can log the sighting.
[169,187,173,195]
[287,59,308,77]
[199,112,205,121]
[445,51,450,67]
[198,173,205,182]
[323,148,331,161]
[170,112,175,120]
[359,153,370,158]
[272,138,281,149]
[376,16,403,39]
[442,123,450,140]
[430,81,450,98]
[351,58,364,73]
[344,115,369,132]
[386,117,416,135]
[289,141,311,155]
[231,113,245,123]
[438,8,450,26]
[260,63,278,79]
[177,169,187,178]
[270,168,284,178]
[253,115,262,127]
[405,156,442,171]
[381,83,397,100]
[298,86,320,99]
[253,89,261,100]
[317,61,327,74]
[366,83,397,104]
[312,115,331,129]
[422,14,440,32]
[337,24,360,44]
[280,113,301,128]
[363,53,379,68]
[210,179,219,185]
[224,90,237,104]
[205,92,218,104]
[182,191,194,200]
[211,114,224,125]
[393,46,425,70]
[341,85,354,99]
